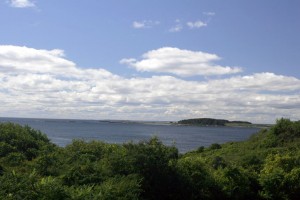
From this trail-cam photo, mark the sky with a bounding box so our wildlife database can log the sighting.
[0,0,300,123]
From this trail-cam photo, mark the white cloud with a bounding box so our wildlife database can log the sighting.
[1,45,300,123]
[9,0,35,8]
[203,12,215,16]
[187,20,207,29]
[0,45,75,74]
[120,47,242,76]
[132,21,145,29]
[169,19,183,32]
[132,20,160,29]
[169,24,183,32]
[169,19,208,32]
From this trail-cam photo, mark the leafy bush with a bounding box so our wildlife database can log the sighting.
[209,143,222,150]
[0,123,52,161]
[271,118,300,141]
[259,153,300,200]
[214,166,259,199]
[123,137,179,199]
[94,175,142,200]
[176,157,219,199]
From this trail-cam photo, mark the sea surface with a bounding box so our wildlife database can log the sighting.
[0,117,260,153]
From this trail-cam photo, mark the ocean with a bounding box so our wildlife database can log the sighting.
[0,117,260,153]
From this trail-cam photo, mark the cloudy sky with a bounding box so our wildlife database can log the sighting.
[0,0,300,123]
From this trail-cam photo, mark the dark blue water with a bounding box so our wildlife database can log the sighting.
[0,117,260,153]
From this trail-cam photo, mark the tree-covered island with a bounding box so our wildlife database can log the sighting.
[178,118,252,126]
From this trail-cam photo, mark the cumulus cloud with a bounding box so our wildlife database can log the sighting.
[0,45,76,75]
[9,0,35,8]
[1,45,300,123]
[187,20,207,29]
[120,47,242,76]
[132,20,160,29]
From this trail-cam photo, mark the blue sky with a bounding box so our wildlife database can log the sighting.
[0,0,300,123]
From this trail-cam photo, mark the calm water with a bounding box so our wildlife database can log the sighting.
[0,117,260,153]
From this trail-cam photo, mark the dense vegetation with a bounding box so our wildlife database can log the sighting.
[0,119,299,199]
[178,118,252,126]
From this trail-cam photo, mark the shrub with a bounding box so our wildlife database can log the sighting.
[209,143,222,150]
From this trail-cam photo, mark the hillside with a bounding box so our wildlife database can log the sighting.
[0,118,300,199]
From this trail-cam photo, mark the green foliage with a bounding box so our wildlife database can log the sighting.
[94,175,142,200]
[211,156,227,169]
[271,118,300,142]
[67,185,95,200]
[0,123,52,161]
[240,154,263,172]
[0,165,3,176]
[3,152,26,166]
[35,176,70,200]
[123,137,179,199]
[66,175,142,200]
[214,166,259,199]
[0,119,300,199]
[209,143,222,150]
[178,118,230,126]
[61,140,125,186]
[62,160,104,186]
[196,145,205,153]
[34,148,63,176]
[178,118,251,126]
[259,153,300,200]
[0,142,15,157]
[176,157,219,199]
[0,170,39,199]
[0,170,69,200]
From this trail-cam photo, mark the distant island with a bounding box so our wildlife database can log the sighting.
[177,118,252,126]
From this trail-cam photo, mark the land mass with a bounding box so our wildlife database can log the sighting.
[177,118,252,127]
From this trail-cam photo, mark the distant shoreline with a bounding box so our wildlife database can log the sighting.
[176,117,272,129]
[0,116,272,128]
